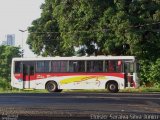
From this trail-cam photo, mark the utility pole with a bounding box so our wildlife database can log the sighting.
[19,29,27,57]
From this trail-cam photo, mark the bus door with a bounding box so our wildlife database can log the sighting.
[124,61,134,88]
[22,62,35,89]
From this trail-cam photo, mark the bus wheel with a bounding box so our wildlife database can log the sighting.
[46,81,58,93]
[107,81,119,93]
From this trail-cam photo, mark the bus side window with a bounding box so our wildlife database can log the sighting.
[69,61,74,72]
[117,60,122,72]
[77,61,85,72]
[69,61,78,72]
[36,61,50,73]
[108,61,115,72]
[105,61,109,72]
[44,61,50,72]
[36,61,43,72]
[69,61,77,72]
[52,61,61,72]
[69,61,85,72]
[107,60,122,73]
[60,61,68,72]
[94,61,103,72]
[87,61,92,72]
[87,61,103,72]
[129,63,134,73]
[15,62,21,73]
[124,62,134,73]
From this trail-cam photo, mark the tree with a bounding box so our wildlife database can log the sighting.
[0,46,21,89]
[27,0,160,86]
[28,0,160,58]
[27,0,74,56]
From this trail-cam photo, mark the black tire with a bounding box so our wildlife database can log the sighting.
[107,82,119,93]
[46,81,58,93]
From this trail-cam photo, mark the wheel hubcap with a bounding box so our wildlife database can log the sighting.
[48,83,55,91]
[110,84,116,90]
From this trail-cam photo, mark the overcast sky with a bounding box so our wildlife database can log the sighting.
[0,0,45,57]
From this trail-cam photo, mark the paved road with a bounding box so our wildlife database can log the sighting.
[0,92,159,120]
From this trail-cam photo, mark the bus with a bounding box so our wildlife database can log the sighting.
[11,56,139,93]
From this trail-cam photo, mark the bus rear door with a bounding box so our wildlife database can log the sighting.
[124,61,134,88]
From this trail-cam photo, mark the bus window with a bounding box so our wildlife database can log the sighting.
[79,61,85,72]
[87,61,103,72]
[117,60,122,72]
[69,61,77,72]
[60,61,68,72]
[105,61,109,72]
[15,61,21,73]
[52,61,61,72]
[52,61,68,72]
[130,63,134,73]
[36,61,50,73]
[69,61,85,72]
[124,62,134,73]
[106,60,122,73]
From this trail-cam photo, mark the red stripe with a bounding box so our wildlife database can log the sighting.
[14,73,124,81]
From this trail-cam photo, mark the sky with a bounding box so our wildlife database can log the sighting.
[0,0,45,57]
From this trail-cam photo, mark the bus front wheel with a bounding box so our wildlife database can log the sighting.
[46,81,58,93]
[107,81,119,93]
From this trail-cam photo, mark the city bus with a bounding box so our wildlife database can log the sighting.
[11,56,139,93]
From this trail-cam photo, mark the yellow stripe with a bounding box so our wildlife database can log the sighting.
[60,76,106,85]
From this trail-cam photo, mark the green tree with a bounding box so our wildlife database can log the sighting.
[27,0,74,56]
[0,46,20,89]
[28,0,160,58]
[27,0,160,86]
[148,59,160,87]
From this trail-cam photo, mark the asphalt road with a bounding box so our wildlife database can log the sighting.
[0,92,159,120]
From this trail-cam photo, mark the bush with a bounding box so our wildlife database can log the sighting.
[140,59,160,88]
[148,59,160,88]
[139,60,152,86]
[0,77,11,90]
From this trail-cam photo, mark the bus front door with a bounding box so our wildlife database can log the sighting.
[22,63,35,89]
[124,62,134,88]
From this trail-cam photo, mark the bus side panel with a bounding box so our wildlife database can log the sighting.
[12,72,125,90]
[56,74,125,90]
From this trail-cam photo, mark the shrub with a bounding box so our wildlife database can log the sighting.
[0,77,10,90]
[139,59,160,88]
[148,59,160,88]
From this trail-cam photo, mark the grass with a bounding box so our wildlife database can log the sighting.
[63,87,160,93]
[0,87,159,93]
[120,87,160,93]
[0,88,48,93]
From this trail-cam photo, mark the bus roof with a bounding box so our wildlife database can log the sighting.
[12,56,136,61]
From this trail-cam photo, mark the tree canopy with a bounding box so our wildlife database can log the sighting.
[27,0,160,87]
[0,46,20,80]
[27,0,160,59]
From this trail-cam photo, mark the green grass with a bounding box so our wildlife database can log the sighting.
[0,88,48,93]
[0,87,159,93]
[63,87,160,93]
[120,87,160,93]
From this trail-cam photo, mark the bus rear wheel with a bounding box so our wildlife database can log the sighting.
[46,81,58,93]
[107,81,119,93]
